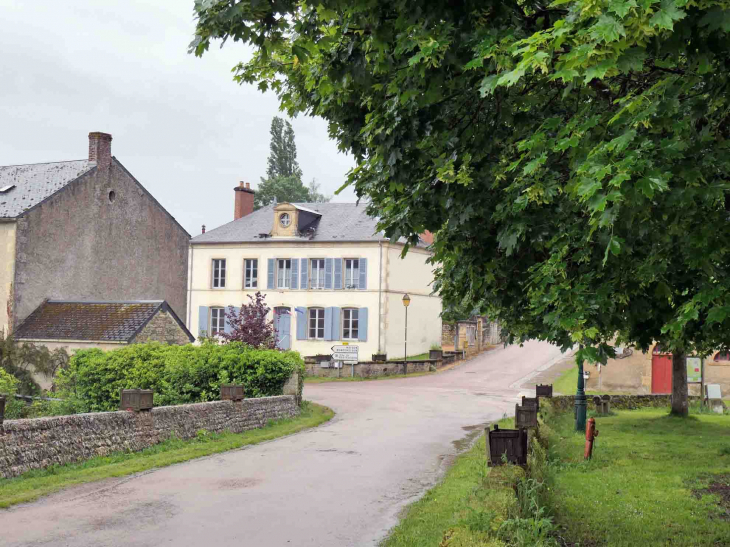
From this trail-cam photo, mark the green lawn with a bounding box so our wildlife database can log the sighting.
[0,401,333,508]
[544,406,730,546]
[553,364,578,395]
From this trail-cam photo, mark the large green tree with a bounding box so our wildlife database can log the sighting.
[192,0,730,416]
[266,116,303,181]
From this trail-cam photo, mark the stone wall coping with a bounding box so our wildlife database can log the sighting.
[1,395,296,430]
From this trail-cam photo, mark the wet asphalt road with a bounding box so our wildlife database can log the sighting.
[1,340,565,547]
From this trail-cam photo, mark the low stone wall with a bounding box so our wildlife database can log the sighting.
[305,359,440,378]
[0,395,298,478]
[548,394,701,412]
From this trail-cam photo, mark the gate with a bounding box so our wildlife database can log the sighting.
[651,345,672,394]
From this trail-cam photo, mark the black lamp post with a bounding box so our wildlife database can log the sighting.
[575,354,587,432]
[402,294,411,375]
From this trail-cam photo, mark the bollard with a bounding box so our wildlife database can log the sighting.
[584,417,599,459]
[0,396,5,426]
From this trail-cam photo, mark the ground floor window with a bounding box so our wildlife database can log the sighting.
[210,307,225,336]
[342,308,359,340]
[309,308,325,339]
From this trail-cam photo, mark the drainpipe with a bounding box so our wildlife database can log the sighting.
[378,240,383,353]
[187,244,194,329]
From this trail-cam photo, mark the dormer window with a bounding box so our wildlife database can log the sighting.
[279,213,291,228]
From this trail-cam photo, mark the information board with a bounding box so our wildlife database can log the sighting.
[686,357,702,383]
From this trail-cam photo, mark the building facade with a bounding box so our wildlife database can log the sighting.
[0,132,190,335]
[189,194,442,359]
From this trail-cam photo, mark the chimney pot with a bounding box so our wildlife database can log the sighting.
[245,182,250,190]
[88,132,113,171]
[202,225,206,234]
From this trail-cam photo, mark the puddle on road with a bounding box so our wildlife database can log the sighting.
[452,423,489,452]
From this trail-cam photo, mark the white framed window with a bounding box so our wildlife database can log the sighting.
[244,258,258,288]
[309,308,325,339]
[310,259,326,289]
[279,213,291,227]
[212,259,226,288]
[210,307,225,336]
[342,308,359,340]
[344,259,359,289]
[277,259,292,289]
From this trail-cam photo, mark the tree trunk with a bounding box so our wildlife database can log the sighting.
[671,351,688,417]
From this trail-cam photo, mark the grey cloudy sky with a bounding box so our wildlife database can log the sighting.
[0,0,356,236]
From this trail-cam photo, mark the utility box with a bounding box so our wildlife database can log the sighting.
[487,425,527,466]
[120,389,154,412]
[536,384,553,398]
[220,384,245,401]
[515,404,538,429]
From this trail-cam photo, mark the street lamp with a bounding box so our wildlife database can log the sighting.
[575,353,587,432]
[402,294,411,375]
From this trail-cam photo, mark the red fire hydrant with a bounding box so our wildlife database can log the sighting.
[584,417,598,460]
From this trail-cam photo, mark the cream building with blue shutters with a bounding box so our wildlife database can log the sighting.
[187,201,442,359]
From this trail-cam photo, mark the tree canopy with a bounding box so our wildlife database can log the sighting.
[192,0,730,412]
[254,116,331,208]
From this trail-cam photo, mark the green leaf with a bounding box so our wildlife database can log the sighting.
[617,48,647,73]
[590,15,627,43]
[707,307,730,324]
[650,0,686,31]
[584,59,618,83]
[479,75,499,97]
[609,0,638,18]
[699,8,730,32]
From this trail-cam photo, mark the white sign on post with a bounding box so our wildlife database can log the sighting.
[332,344,359,362]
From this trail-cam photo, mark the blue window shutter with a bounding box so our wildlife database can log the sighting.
[300,259,308,290]
[224,306,240,334]
[267,258,275,289]
[331,307,341,341]
[358,258,367,290]
[324,307,333,340]
[198,306,209,337]
[325,258,333,289]
[291,258,299,290]
[358,307,368,341]
[334,259,343,289]
[296,307,307,339]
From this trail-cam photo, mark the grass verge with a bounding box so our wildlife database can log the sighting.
[543,404,730,546]
[552,364,578,395]
[0,401,333,509]
[384,417,529,547]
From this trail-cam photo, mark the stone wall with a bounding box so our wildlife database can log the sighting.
[305,359,440,378]
[132,307,193,345]
[442,322,456,349]
[0,395,298,478]
[547,394,701,412]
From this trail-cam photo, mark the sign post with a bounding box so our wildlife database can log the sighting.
[332,344,359,378]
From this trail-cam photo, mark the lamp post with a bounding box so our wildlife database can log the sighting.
[575,354,587,432]
[402,294,411,375]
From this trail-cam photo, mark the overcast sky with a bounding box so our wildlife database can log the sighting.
[0,0,356,236]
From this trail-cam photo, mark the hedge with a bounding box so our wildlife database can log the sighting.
[56,342,305,412]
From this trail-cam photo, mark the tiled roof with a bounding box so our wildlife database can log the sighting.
[0,160,94,218]
[13,300,184,342]
[192,202,387,244]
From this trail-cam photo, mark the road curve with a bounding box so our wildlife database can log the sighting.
[1,340,565,547]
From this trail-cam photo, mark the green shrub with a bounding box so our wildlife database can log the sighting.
[56,341,304,412]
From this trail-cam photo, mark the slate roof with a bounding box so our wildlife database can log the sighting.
[13,300,194,343]
[0,160,93,218]
[192,202,387,244]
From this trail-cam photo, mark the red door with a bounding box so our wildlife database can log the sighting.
[651,351,673,394]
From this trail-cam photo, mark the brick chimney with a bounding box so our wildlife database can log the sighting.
[234,181,255,220]
[88,132,113,171]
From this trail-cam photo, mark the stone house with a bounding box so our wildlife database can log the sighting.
[0,132,190,337]
[188,184,442,359]
[12,300,194,389]
[584,344,730,396]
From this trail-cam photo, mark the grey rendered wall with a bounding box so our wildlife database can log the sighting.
[12,160,189,326]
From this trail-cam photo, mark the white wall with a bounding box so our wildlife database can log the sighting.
[189,241,383,356]
[0,222,16,335]
[188,240,442,360]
